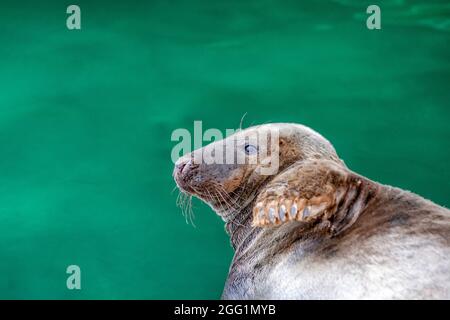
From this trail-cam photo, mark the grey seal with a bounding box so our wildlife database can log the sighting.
[173,123,450,299]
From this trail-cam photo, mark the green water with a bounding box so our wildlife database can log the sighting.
[0,0,449,299]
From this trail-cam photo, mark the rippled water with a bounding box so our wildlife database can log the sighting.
[0,0,449,298]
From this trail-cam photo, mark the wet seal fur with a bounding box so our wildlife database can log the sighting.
[173,123,450,299]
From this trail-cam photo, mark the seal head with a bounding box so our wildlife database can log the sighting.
[173,123,344,224]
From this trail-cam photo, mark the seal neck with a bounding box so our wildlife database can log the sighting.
[225,202,260,250]
[225,178,380,251]
[327,177,380,235]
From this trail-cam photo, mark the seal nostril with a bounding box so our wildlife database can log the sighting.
[176,162,185,170]
[176,162,187,174]
[176,159,194,175]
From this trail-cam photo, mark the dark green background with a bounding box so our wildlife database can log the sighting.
[0,0,449,299]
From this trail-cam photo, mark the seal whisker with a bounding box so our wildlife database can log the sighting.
[239,112,248,131]
[215,189,237,212]
[176,191,195,226]
[210,182,242,204]
[212,184,243,213]
[184,187,198,227]
[211,188,239,219]
[208,189,227,215]
[212,190,246,229]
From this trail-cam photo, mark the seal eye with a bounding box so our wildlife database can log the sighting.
[244,144,258,155]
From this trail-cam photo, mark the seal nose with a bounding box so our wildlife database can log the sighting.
[176,161,187,174]
[174,157,197,193]
[175,157,191,177]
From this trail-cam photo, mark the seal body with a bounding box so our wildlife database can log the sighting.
[173,123,450,299]
[223,186,450,299]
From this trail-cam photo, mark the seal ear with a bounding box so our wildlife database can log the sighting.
[252,159,360,227]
